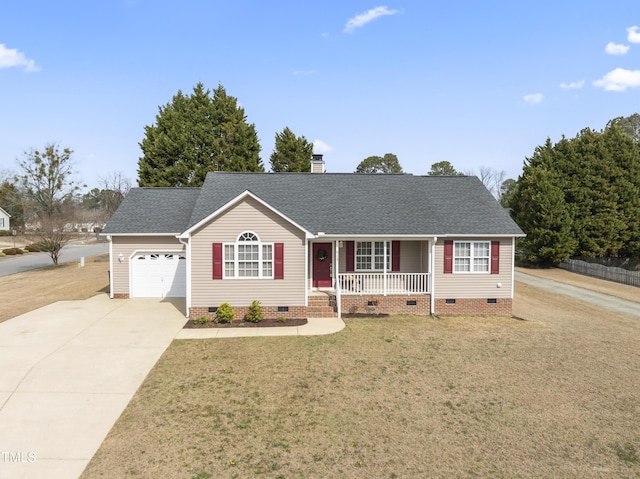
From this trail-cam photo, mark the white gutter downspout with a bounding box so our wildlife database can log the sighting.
[430,237,437,315]
[107,235,113,299]
[511,237,515,300]
[305,238,309,307]
[178,236,190,317]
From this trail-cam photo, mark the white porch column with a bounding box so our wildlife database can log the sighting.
[430,237,437,314]
[383,240,388,296]
[335,240,341,319]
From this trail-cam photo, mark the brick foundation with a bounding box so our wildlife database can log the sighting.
[113,293,130,299]
[434,298,512,316]
[340,295,431,316]
[189,305,307,321]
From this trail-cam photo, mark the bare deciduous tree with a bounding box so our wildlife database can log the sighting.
[476,165,506,200]
[98,171,131,216]
[15,143,81,265]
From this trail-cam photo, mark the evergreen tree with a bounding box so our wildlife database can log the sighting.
[603,123,640,256]
[0,181,24,228]
[138,83,263,187]
[427,160,463,176]
[567,128,627,257]
[609,113,640,144]
[510,140,577,265]
[355,153,403,174]
[510,119,640,265]
[269,127,313,172]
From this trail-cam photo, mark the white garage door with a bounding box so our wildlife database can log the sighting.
[131,253,187,298]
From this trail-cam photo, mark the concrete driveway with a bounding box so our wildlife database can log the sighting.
[0,295,186,479]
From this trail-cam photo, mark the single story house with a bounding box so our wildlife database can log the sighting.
[103,158,524,319]
[0,207,10,231]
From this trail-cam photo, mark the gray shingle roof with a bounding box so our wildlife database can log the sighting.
[104,173,524,237]
[103,187,200,234]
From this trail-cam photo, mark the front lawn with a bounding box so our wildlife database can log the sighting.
[82,283,640,479]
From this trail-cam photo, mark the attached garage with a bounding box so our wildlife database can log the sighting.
[131,252,187,298]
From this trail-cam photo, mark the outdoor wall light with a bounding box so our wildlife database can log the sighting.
[118,253,124,263]
[496,282,502,288]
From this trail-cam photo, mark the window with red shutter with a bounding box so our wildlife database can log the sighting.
[444,240,453,274]
[346,241,354,272]
[491,241,500,274]
[212,243,223,280]
[274,243,284,279]
[392,240,400,271]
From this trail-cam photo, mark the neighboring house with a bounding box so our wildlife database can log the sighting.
[0,207,10,231]
[102,157,524,319]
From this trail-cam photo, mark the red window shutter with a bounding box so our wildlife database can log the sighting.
[392,241,400,271]
[444,240,453,274]
[491,241,500,275]
[212,243,223,280]
[346,241,354,272]
[274,243,284,279]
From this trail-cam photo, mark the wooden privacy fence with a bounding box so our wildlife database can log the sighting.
[559,259,640,287]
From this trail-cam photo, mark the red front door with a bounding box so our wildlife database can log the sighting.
[312,243,333,288]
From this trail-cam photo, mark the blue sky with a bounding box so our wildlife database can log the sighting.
[1,1,639,189]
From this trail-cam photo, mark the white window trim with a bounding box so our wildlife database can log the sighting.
[355,240,391,272]
[453,241,490,274]
[223,231,274,279]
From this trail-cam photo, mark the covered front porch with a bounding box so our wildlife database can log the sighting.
[307,237,435,317]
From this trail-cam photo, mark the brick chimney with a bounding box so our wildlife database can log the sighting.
[310,154,325,173]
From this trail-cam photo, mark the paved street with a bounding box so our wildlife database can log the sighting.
[0,241,108,277]
[515,271,640,318]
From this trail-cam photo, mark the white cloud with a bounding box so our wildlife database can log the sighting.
[593,68,640,91]
[627,25,640,43]
[605,42,629,55]
[0,44,39,72]
[313,139,332,153]
[560,80,585,90]
[344,6,399,34]
[292,69,316,76]
[523,93,543,105]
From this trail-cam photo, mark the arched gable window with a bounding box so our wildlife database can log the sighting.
[223,231,273,278]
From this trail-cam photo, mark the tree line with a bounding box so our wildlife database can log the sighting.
[11,81,636,267]
[137,82,510,189]
[509,115,640,265]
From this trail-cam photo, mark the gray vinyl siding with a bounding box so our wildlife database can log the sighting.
[190,196,307,307]
[111,236,185,296]
[434,238,513,299]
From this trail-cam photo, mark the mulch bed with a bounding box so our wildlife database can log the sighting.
[184,318,308,328]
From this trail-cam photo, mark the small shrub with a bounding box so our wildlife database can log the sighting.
[276,316,287,323]
[14,248,23,254]
[25,244,41,252]
[215,302,235,324]
[195,316,210,325]
[245,300,264,323]
[2,248,17,255]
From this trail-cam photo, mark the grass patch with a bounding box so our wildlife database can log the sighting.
[0,253,109,323]
[82,301,640,479]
